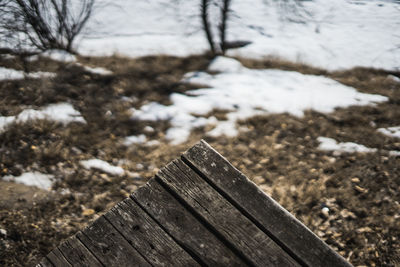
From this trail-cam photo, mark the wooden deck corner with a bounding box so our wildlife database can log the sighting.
[38,140,352,267]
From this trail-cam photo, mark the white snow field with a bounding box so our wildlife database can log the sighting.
[0,103,86,132]
[80,0,400,71]
[131,57,388,144]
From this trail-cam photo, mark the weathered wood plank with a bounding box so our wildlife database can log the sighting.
[57,235,102,267]
[105,197,199,266]
[157,158,300,266]
[37,256,54,267]
[46,248,72,267]
[131,179,246,266]
[76,216,151,267]
[182,140,352,267]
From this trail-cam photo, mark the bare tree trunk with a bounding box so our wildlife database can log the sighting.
[219,0,231,55]
[201,0,216,56]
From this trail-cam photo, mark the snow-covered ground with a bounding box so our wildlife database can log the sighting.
[0,67,55,80]
[40,49,77,62]
[3,172,55,190]
[317,137,377,155]
[0,103,86,132]
[80,0,400,71]
[123,134,147,146]
[317,136,400,156]
[123,134,160,146]
[378,126,400,139]
[131,56,388,144]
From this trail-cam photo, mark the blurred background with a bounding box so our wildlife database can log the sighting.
[0,0,399,265]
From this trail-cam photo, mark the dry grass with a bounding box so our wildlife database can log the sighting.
[0,54,399,266]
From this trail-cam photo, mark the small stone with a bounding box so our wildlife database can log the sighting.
[252,176,265,184]
[273,144,284,150]
[356,226,373,233]
[328,157,336,163]
[144,126,154,133]
[126,171,141,179]
[136,163,144,170]
[0,229,7,236]
[340,209,357,219]
[322,207,330,217]
[351,177,360,183]
[354,185,368,193]
[82,208,95,216]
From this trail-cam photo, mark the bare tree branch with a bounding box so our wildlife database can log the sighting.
[0,0,95,54]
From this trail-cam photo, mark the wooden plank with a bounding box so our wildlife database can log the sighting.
[46,248,71,267]
[157,158,300,267]
[131,179,246,266]
[57,235,102,267]
[105,197,199,266]
[76,216,151,267]
[37,256,54,267]
[182,140,352,267]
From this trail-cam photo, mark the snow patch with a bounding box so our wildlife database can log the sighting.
[132,57,387,144]
[208,56,244,73]
[388,75,400,83]
[389,150,400,157]
[123,134,147,146]
[378,126,400,139]
[123,134,161,147]
[80,159,124,176]
[146,140,160,146]
[41,49,77,62]
[317,137,377,155]
[75,63,112,75]
[0,67,55,80]
[144,126,154,133]
[3,172,55,190]
[0,103,86,132]
[83,66,112,75]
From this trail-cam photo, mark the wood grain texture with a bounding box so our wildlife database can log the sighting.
[105,197,199,266]
[131,179,246,266]
[46,248,71,267]
[37,256,54,267]
[76,216,151,267]
[157,158,300,267]
[182,140,352,267]
[57,235,102,267]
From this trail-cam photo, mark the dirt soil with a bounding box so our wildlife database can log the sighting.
[0,53,399,266]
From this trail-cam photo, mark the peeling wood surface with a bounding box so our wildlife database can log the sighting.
[39,140,352,267]
[182,140,352,267]
[157,159,299,266]
[105,198,197,266]
[131,179,245,266]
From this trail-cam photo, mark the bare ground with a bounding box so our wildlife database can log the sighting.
[0,54,399,266]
